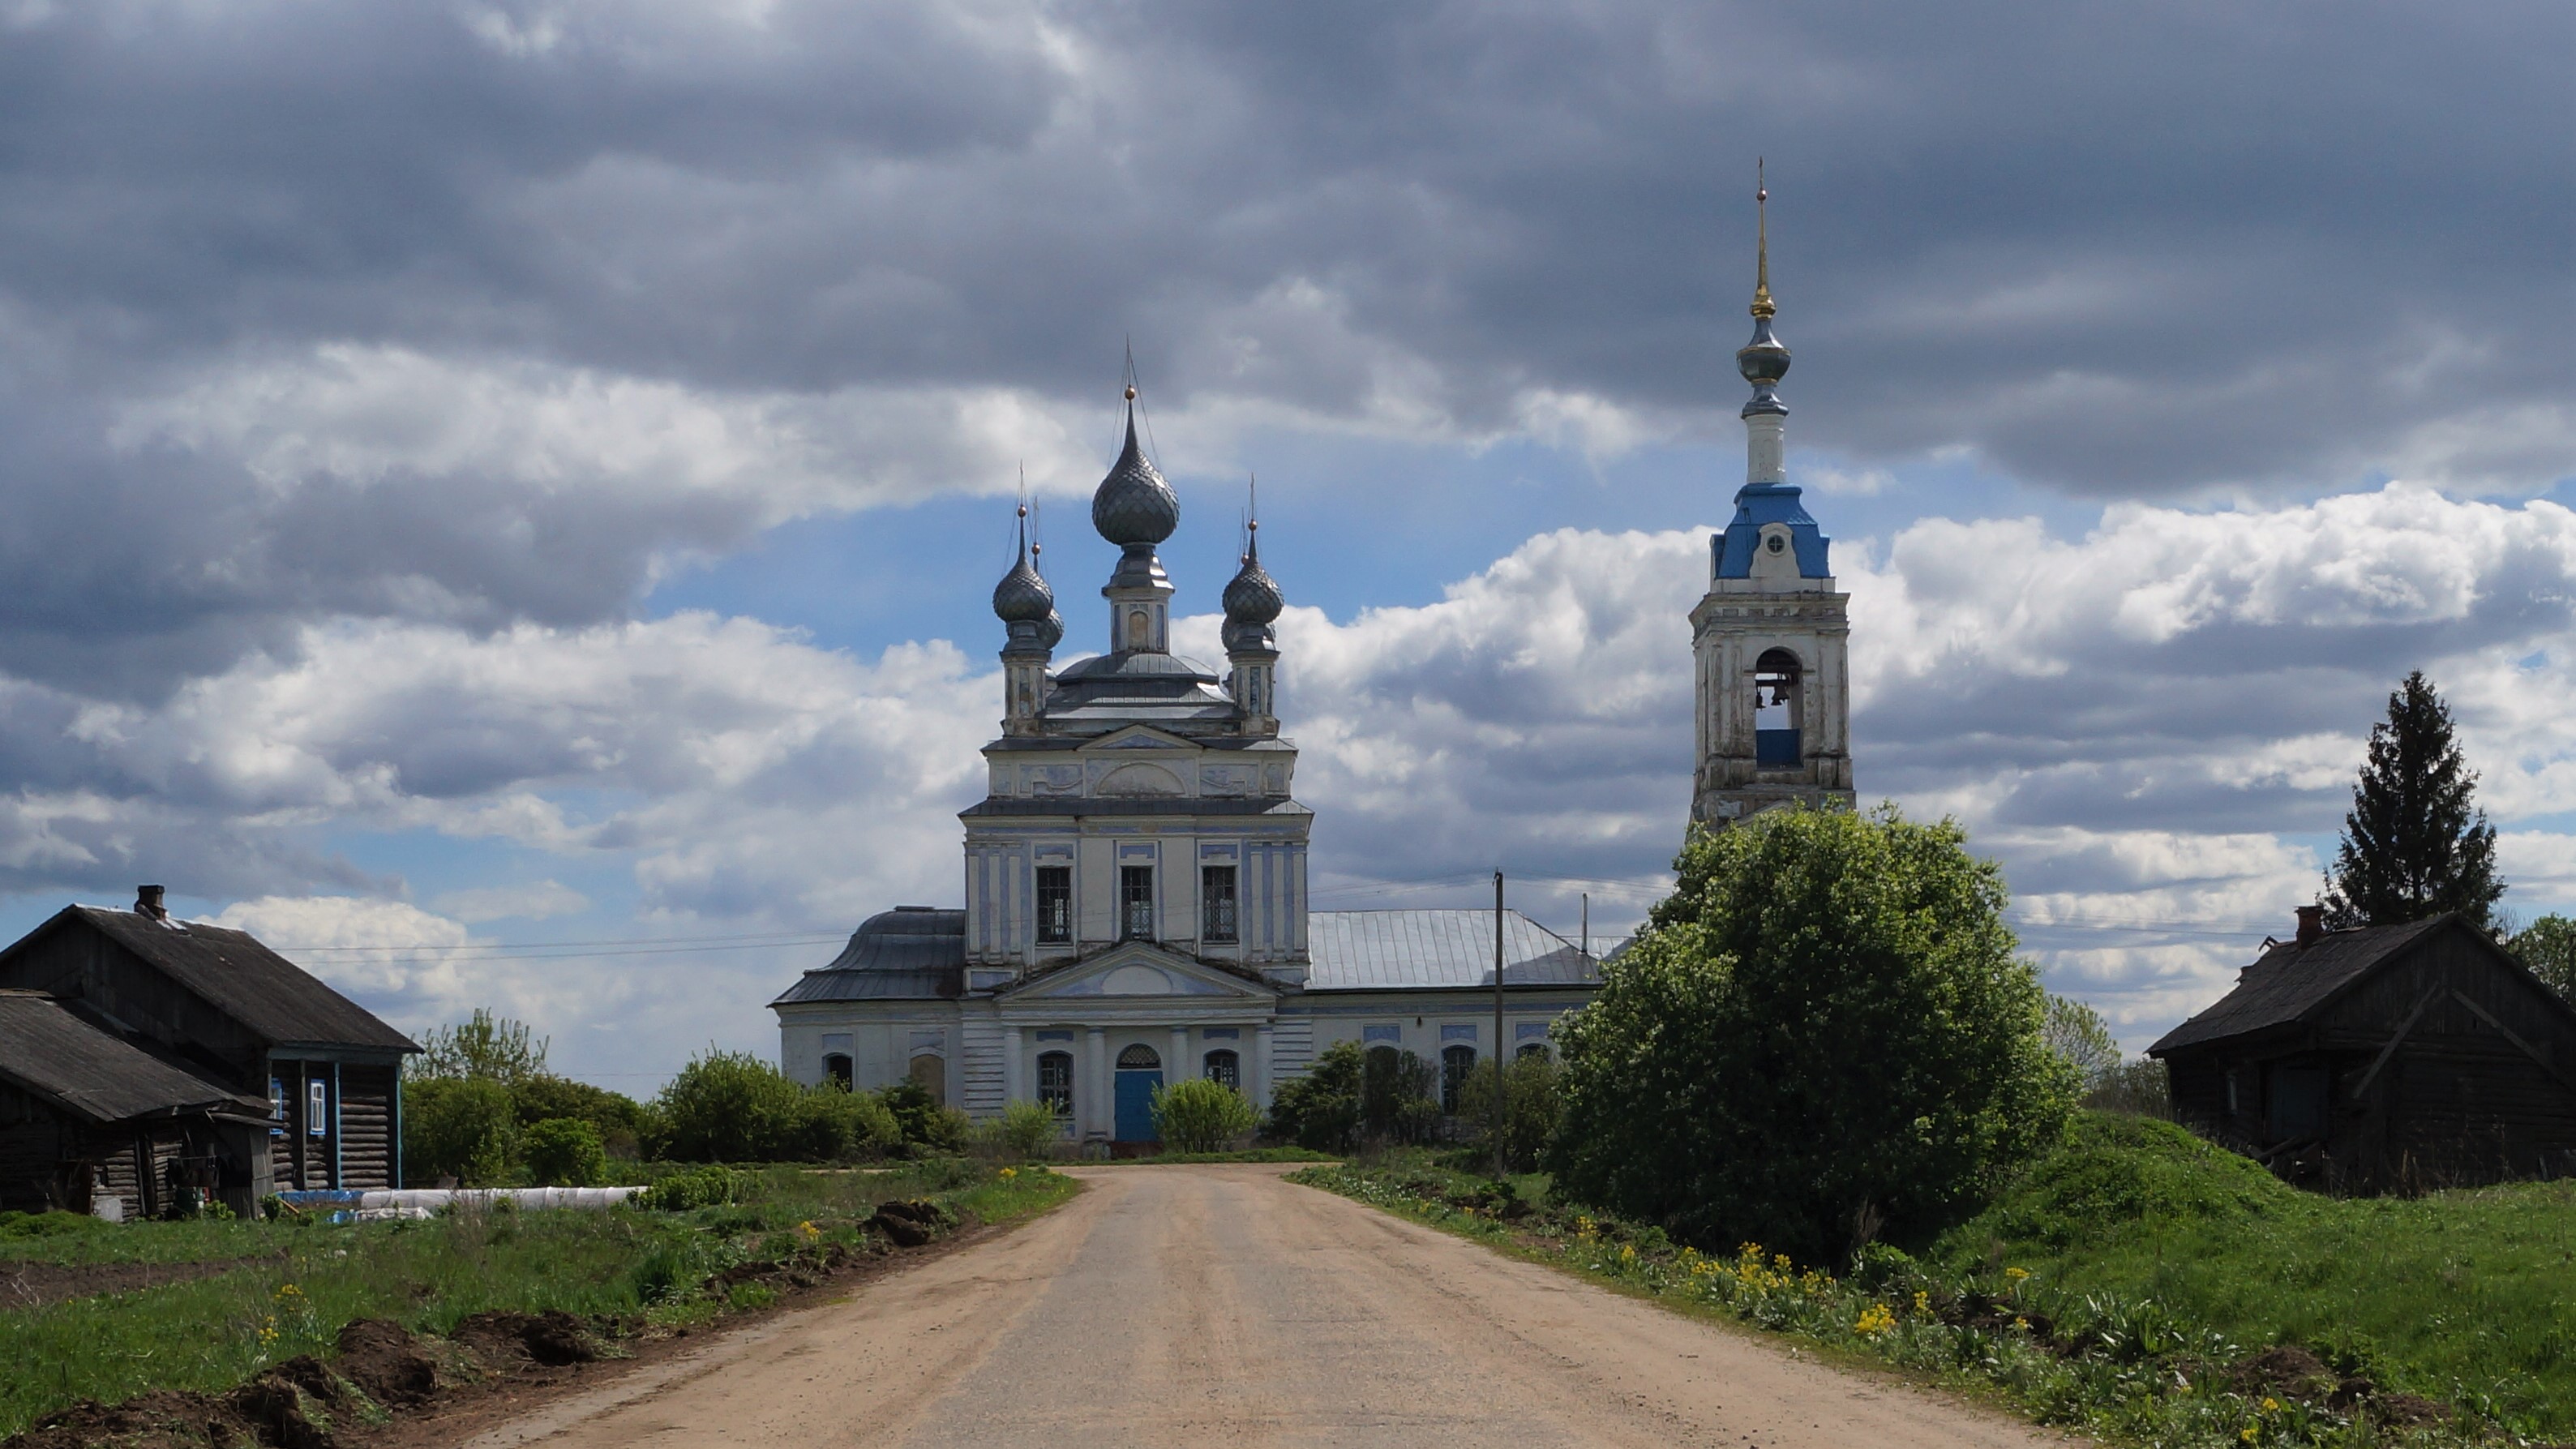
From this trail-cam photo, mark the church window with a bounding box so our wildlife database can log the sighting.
[1037,1051,1074,1114]
[1515,1042,1550,1061]
[1035,866,1072,944]
[822,1053,853,1089]
[1203,1048,1240,1089]
[1755,648,1802,766]
[1117,1044,1161,1070]
[1439,1044,1477,1115]
[1127,608,1150,649]
[907,1053,946,1107]
[1202,866,1239,943]
[1121,866,1155,941]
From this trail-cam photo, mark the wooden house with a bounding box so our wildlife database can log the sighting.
[0,991,275,1217]
[2150,908,2576,1190]
[0,888,418,1209]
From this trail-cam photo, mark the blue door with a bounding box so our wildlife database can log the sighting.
[1114,1070,1163,1141]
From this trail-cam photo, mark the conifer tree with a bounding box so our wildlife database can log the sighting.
[2321,671,2503,932]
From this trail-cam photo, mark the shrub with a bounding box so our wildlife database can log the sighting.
[881,1079,971,1155]
[1151,1078,1259,1152]
[1549,805,2080,1264]
[2083,1057,2172,1118]
[986,1097,1068,1159]
[522,1117,610,1186]
[511,1074,649,1157]
[1267,1040,1364,1151]
[404,1076,519,1186]
[1455,1050,1562,1172]
[636,1164,749,1211]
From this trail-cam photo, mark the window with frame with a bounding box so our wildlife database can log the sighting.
[1515,1042,1550,1061]
[1203,1048,1240,1089]
[1035,865,1073,944]
[822,1053,853,1089]
[1439,1044,1477,1115]
[1037,1051,1074,1115]
[1202,865,1239,943]
[1121,865,1155,941]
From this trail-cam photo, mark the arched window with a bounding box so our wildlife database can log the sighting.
[1440,1044,1478,1115]
[1036,1051,1074,1115]
[1755,647,1802,766]
[821,1053,853,1089]
[907,1053,946,1107]
[1203,1048,1240,1089]
[1126,608,1151,649]
[1515,1042,1550,1061]
[1117,1044,1161,1070]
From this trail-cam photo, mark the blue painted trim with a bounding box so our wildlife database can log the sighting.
[1756,728,1802,765]
[392,1068,404,1190]
[331,1061,343,1190]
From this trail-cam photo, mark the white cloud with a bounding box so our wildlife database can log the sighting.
[434,878,589,924]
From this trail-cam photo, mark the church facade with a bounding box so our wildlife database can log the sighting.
[770,198,1847,1142]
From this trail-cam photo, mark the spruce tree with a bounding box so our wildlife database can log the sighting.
[2321,671,2504,932]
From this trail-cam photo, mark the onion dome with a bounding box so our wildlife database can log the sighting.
[1222,525,1283,654]
[1736,168,1789,418]
[1091,396,1180,547]
[992,509,1054,624]
[1036,607,1064,651]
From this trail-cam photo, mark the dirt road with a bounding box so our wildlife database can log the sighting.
[464,1164,2068,1447]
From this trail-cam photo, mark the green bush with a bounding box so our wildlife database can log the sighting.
[1549,805,2080,1264]
[881,1079,970,1155]
[1267,1040,1364,1151]
[986,1097,1067,1159]
[403,1077,518,1186]
[636,1164,749,1211]
[521,1118,610,1187]
[510,1074,649,1157]
[1360,1048,1440,1146]
[1455,1050,1562,1172]
[1151,1078,1259,1152]
[648,1051,900,1163]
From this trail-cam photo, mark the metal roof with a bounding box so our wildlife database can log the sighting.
[4,907,418,1052]
[2149,915,2454,1056]
[959,798,1310,819]
[769,907,966,1005]
[1306,910,1599,992]
[0,992,272,1125]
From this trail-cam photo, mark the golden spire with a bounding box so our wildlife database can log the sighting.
[1750,157,1775,319]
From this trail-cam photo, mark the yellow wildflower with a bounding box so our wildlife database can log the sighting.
[2240,1429,2258,1444]
[1854,1302,1896,1335]
[1619,1244,1636,1264]
[999,1167,1017,1181]
[2003,1267,2030,1282]
[272,1283,302,1301]
[2262,1397,2281,1413]
[2012,1315,2030,1332]
[1913,1289,1931,1315]
[798,1220,821,1239]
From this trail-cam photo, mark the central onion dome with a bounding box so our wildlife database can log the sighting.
[1091,397,1180,547]
[1222,525,1283,654]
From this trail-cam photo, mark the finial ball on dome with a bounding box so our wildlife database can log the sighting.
[1125,385,1138,401]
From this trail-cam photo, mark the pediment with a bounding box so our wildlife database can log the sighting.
[1091,726,1194,751]
[1001,941,1274,1001]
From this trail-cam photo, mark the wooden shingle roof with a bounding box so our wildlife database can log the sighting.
[4,907,418,1053]
[2150,915,2456,1056]
[0,992,270,1125]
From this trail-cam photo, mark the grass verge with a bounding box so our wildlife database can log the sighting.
[0,1160,1078,1438]
[1293,1119,2565,1449]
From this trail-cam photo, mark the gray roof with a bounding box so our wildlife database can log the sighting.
[1306,910,1599,992]
[0,992,271,1125]
[960,798,1311,819]
[1039,650,1238,726]
[770,907,966,1005]
[6,907,418,1053]
[2149,915,2455,1056]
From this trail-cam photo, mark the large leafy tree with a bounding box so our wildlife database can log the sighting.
[2510,915,2576,1003]
[2321,671,2503,932]
[1547,806,2077,1266]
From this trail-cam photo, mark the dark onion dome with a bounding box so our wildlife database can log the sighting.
[992,551,1053,624]
[1091,402,1180,547]
[1036,607,1064,650]
[1222,534,1283,627]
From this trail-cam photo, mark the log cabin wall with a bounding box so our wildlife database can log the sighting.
[337,1063,396,1190]
[0,1082,65,1211]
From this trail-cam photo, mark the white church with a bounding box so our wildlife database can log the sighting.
[770,203,1853,1144]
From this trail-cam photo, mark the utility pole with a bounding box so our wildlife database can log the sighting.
[1493,870,1507,1182]
[1580,892,1589,962]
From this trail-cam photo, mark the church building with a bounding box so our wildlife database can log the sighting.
[770,191,1849,1144]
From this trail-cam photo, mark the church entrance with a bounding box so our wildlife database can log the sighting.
[1113,1044,1163,1142]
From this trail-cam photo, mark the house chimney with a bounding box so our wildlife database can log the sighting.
[135,885,168,922]
[2294,904,2324,947]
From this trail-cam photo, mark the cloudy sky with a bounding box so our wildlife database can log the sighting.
[0,0,2566,1084]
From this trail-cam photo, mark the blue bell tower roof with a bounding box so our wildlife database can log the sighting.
[1712,483,1832,579]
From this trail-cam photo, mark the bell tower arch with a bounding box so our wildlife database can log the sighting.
[1691,172,1856,825]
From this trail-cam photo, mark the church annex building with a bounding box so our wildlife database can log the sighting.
[769,206,1852,1145]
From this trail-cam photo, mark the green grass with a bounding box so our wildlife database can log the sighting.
[0,1160,1080,1437]
[1927,1114,2576,1433]
[1294,1118,2565,1447]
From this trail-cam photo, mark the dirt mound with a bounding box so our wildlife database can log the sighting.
[2228,1344,2334,1398]
[4,1390,239,1449]
[452,1310,598,1368]
[332,1319,439,1407]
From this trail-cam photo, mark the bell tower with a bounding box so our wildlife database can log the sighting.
[1691,169,1856,825]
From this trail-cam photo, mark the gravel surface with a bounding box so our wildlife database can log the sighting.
[460,1164,2075,1447]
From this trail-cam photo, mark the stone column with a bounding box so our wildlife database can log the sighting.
[1251,1022,1273,1110]
[1085,1027,1108,1138]
[1170,1026,1192,1086]
[1001,1025,1023,1105]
